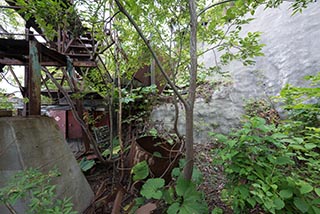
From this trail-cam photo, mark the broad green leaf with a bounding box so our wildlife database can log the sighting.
[271,133,288,139]
[162,187,175,204]
[102,149,111,157]
[239,186,249,198]
[131,161,149,181]
[112,145,121,155]
[289,144,306,151]
[214,133,228,142]
[304,143,317,150]
[274,197,285,210]
[294,137,304,144]
[246,197,256,208]
[167,202,180,214]
[280,189,293,199]
[171,167,181,178]
[270,184,278,190]
[264,200,274,210]
[140,178,165,199]
[128,197,145,214]
[179,205,198,214]
[315,188,320,197]
[183,187,202,204]
[312,206,320,213]
[300,183,313,194]
[276,156,293,165]
[312,198,320,205]
[211,207,223,214]
[153,152,162,158]
[178,184,208,213]
[226,139,237,148]
[176,176,190,197]
[294,197,309,213]
[180,199,208,214]
[79,158,95,172]
[192,167,203,184]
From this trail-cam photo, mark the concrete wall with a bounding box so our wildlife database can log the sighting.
[152,1,320,143]
[0,117,94,213]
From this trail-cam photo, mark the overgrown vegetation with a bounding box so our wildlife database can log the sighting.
[14,0,81,40]
[0,92,14,110]
[0,168,76,214]
[0,0,318,213]
[211,73,320,213]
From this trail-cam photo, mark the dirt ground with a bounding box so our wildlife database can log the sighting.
[194,143,233,213]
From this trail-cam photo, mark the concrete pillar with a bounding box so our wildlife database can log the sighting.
[0,117,94,213]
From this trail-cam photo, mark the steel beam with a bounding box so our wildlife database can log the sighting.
[25,39,41,115]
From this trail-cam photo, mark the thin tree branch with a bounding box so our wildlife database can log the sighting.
[4,202,17,214]
[197,0,236,17]
[172,27,186,140]
[178,21,235,71]
[98,41,115,54]
[114,0,188,108]
[106,11,121,24]
[8,66,25,95]
[114,36,125,181]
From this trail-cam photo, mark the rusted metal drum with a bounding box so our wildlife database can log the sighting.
[129,136,182,183]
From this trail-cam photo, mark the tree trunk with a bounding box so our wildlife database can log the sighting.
[183,0,197,180]
[115,0,198,181]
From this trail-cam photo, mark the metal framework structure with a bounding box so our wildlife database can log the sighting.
[0,0,101,116]
[0,0,116,153]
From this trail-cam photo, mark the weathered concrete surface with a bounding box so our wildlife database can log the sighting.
[0,116,93,213]
[152,1,320,142]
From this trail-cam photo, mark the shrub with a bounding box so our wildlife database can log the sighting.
[212,73,320,213]
[0,168,76,214]
[212,117,320,213]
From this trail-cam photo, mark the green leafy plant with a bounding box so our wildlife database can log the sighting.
[279,72,320,133]
[214,73,320,213]
[14,0,81,40]
[278,72,320,201]
[0,92,14,110]
[131,160,149,182]
[164,175,207,214]
[0,168,76,214]
[212,117,320,213]
[102,137,121,159]
[79,157,95,172]
[120,85,158,125]
[130,159,207,214]
[141,178,165,200]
